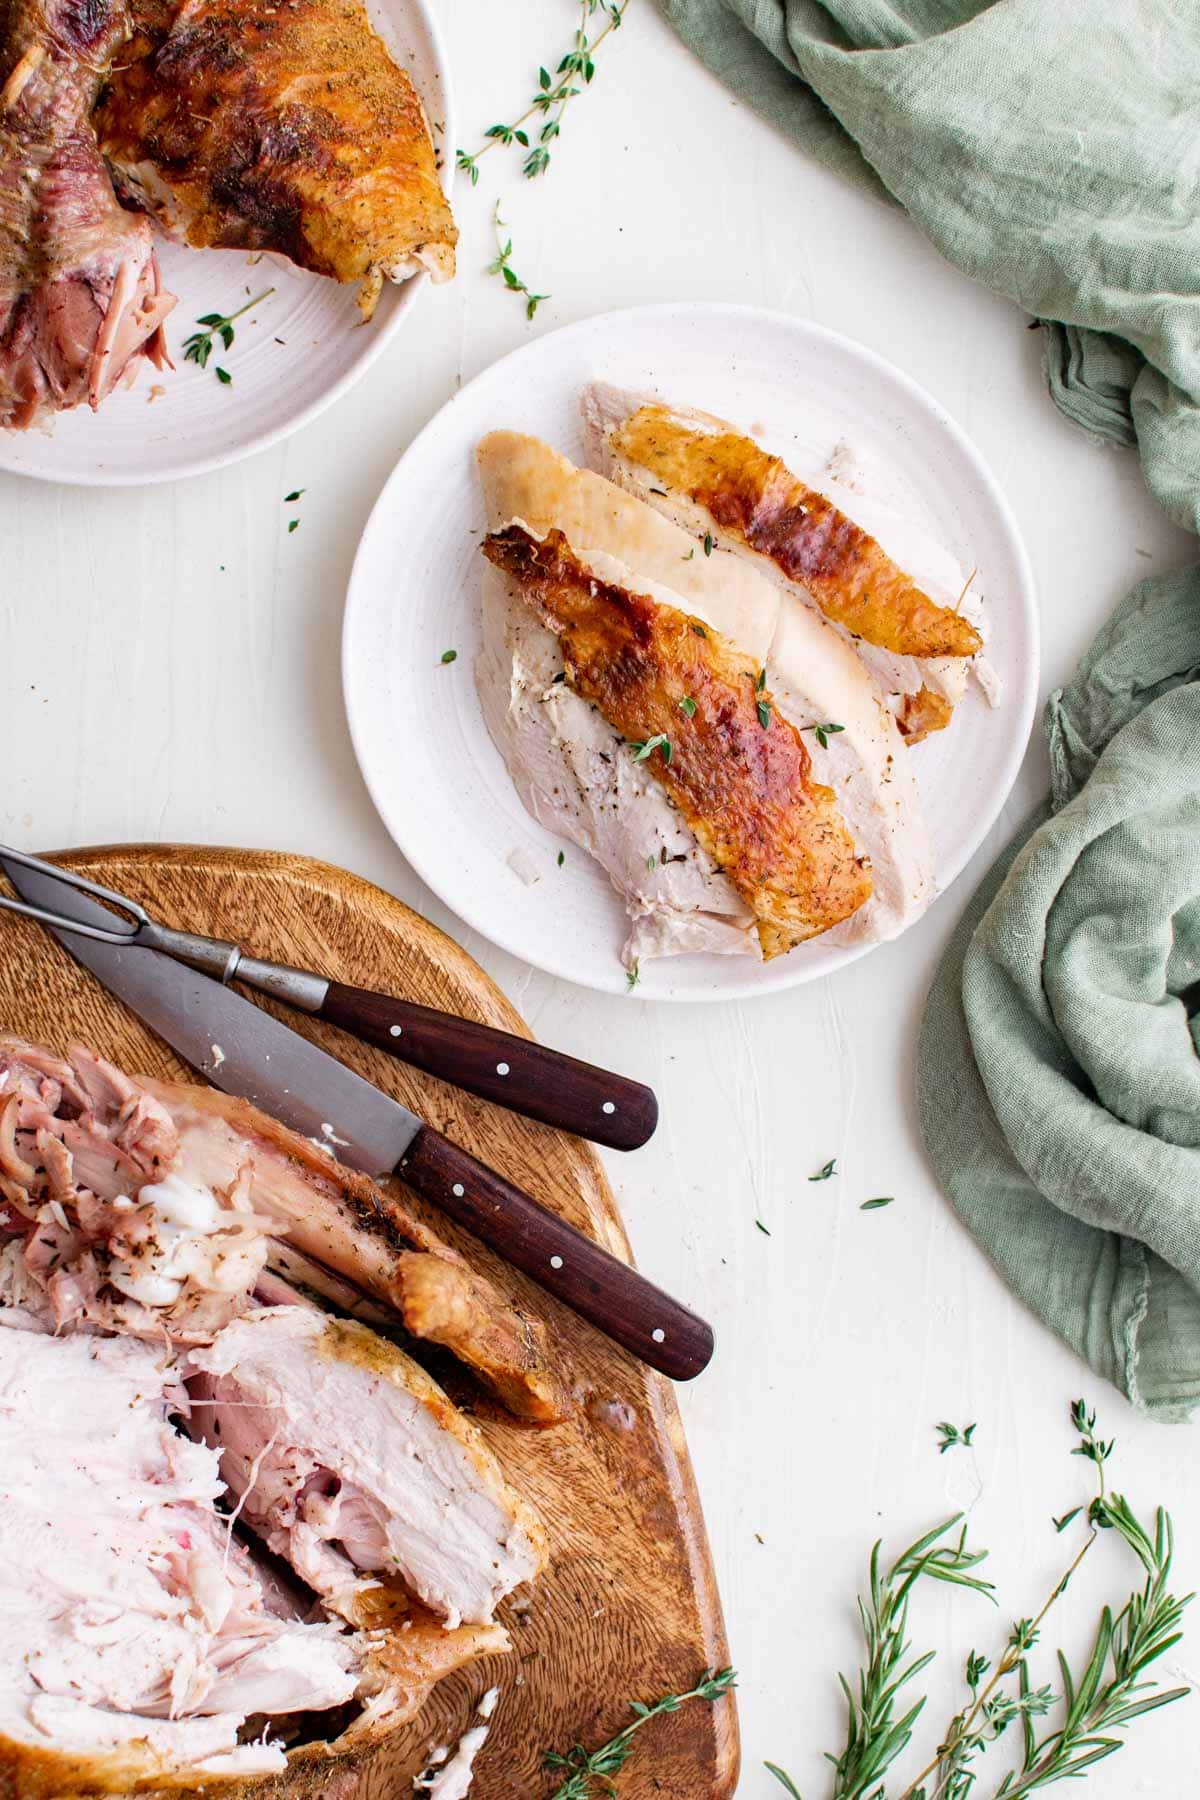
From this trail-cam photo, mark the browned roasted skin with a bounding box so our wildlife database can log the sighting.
[897,684,955,743]
[394,1250,568,1424]
[610,407,983,661]
[93,0,456,317]
[483,526,873,957]
[145,1078,567,1422]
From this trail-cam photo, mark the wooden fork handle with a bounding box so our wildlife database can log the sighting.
[321,981,658,1151]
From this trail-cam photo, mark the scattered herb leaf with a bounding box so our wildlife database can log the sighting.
[679,696,697,718]
[557,851,565,867]
[808,1157,837,1182]
[629,732,672,764]
[440,649,458,664]
[702,532,714,557]
[691,622,707,637]
[625,960,640,991]
[755,1219,771,1237]
[861,1195,894,1211]
[287,519,299,533]
[757,699,772,730]
[1053,1507,1083,1535]
[810,721,845,750]
[937,1421,978,1454]
[284,489,305,504]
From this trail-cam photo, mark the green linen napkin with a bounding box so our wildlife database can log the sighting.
[659,0,1200,1414]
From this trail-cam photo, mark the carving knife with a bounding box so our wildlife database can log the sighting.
[0,852,712,1381]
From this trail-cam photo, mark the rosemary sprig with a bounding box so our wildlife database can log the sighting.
[182,288,274,380]
[457,0,630,187]
[544,1667,735,1797]
[487,207,549,320]
[767,1401,1190,1800]
[821,1518,995,1800]
[894,1401,1189,1800]
[989,1499,1191,1798]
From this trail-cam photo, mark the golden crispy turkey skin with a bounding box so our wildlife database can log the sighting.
[482,525,873,957]
[93,0,456,317]
[607,404,983,662]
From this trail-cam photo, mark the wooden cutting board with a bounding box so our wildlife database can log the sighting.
[0,845,737,1800]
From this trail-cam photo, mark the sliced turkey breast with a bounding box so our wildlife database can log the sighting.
[187,1306,547,1630]
[581,383,995,744]
[476,432,934,958]
[483,525,872,959]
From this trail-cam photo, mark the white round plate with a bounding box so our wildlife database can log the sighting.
[0,0,452,487]
[344,305,1038,1001]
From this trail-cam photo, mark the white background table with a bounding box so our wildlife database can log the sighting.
[2,3,1197,1793]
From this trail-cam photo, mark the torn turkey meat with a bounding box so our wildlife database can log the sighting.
[0,1036,567,1419]
[0,1040,546,1787]
[0,1035,272,1340]
[188,1306,547,1630]
[0,0,174,430]
[0,1309,517,1786]
[0,1317,354,1780]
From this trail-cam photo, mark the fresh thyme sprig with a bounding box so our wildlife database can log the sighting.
[487,207,549,319]
[457,0,630,187]
[182,288,274,382]
[543,1667,735,1797]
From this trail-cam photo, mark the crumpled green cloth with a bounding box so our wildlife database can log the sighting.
[659,0,1200,1415]
[658,0,1200,531]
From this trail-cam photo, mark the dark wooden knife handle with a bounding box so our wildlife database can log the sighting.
[322,981,657,1151]
[397,1126,713,1382]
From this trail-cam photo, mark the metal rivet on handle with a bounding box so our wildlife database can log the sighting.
[389,1025,402,1038]
[496,1061,509,1076]
[550,1254,564,1269]
[652,1328,666,1343]
[601,1100,616,1115]
[452,1183,465,1197]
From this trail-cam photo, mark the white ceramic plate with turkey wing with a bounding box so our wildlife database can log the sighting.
[0,0,452,488]
[343,304,1039,1002]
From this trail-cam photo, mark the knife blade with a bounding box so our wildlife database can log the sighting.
[1,853,713,1380]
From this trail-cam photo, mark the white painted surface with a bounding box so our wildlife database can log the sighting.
[0,3,1195,1793]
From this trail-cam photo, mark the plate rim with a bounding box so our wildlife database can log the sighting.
[0,0,456,490]
[343,301,1040,1002]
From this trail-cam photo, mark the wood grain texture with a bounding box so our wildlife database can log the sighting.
[0,844,737,1800]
